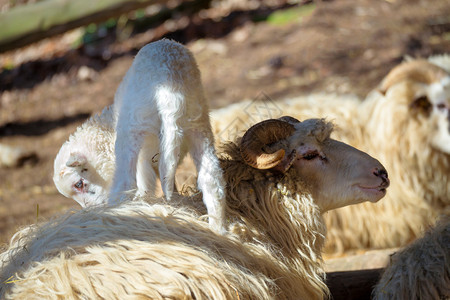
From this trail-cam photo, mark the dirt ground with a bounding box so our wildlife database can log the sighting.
[0,0,449,250]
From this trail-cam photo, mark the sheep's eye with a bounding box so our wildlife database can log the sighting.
[303,151,319,160]
[437,103,447,111]
[74,179,84,190]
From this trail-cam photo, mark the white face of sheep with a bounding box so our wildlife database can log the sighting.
[53,144,109,207]
[380,60,450,154]
[240,117,390,212]
[427,76,450,153]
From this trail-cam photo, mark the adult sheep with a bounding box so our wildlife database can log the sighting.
[53,39,226,233]
[209,56,450,252]
[1,117,389,299]
[373,215,450,300]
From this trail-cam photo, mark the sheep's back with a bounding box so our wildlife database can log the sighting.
[0,200,320,299]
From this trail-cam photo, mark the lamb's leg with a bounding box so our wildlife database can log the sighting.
[187,128,227,233]
[136,140,158,197]
[157,88,185,200]
[109,126,143,204]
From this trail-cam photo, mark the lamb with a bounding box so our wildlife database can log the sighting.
[53,39,226,232]
[208,56,450,252]
[373,215,450,300]
[1,117,389,299]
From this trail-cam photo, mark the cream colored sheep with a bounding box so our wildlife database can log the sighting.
[208,56,450,252]
[428,53,450,73]
[0,202,277,300]
[373,215,450,300]
[1,117,389,299]
[53,39,226,233]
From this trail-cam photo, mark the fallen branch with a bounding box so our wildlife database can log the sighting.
[325,248,396,272]
[0,0,166,53]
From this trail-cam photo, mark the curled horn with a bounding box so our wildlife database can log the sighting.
[379,60,448,94]
[240,119,296,169]
[278,115,301,125]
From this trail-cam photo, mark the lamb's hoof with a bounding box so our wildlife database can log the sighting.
[209,219,228,235]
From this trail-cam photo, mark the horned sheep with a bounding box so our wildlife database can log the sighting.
[1,117,389,299]
[53,39,226,233]
[208,55,450,252]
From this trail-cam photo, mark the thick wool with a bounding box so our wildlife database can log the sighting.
[373,216,450,300]
[207,55,450,252]
[323,78,449,252]
[219,142,329,299]
[1,138,341,300]
[2,114,390,299]
[428,53,450,73]
[0,195,326,299]
[0,201,278,300]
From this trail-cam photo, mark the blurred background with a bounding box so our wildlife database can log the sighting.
[0,0,448,247]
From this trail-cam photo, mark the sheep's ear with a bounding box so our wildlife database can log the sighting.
[377,86,387,95]
[271,149,297,173]
[310,120,333,142]
[410,95,432,114]
[66,152,87,168]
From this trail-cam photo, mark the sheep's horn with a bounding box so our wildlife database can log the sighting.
[278,116,301,125]
[380,60,448,94]
[240,119,296,169]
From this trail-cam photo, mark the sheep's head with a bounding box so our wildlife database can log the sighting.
[53,143,109,207]
[240,117,390,212]
[380,59,450,154]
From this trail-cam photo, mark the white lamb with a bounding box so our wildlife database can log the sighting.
[207,56,450,252]
[2,117,389,299]
[53,39,226,232]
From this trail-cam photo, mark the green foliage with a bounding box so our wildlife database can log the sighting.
[267,4,316,26]
[134,8,146,19]
[2,61,15,70]
[80,18,120,46]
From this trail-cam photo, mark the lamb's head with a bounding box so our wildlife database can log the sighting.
[240,117,389,212]
[53,142,109,207]
[380,59,450,153]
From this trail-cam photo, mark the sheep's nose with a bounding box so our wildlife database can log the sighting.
[373,167,390,187]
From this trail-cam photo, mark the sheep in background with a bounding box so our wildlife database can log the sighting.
[53,39,226,232]
[373,215,450,300]
[323,57,450,252]
[207,56,450,252]
[428,53,450,73]
[0,143,37,168]
[1,117,389,299]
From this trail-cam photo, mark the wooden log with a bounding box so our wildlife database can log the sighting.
[326,268,384,300]
[325,248,397,272]
[0,0,166,53]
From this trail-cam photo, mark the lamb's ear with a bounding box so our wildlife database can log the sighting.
[66,152,87,168]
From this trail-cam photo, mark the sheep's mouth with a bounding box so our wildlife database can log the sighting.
[357,185,387,202]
